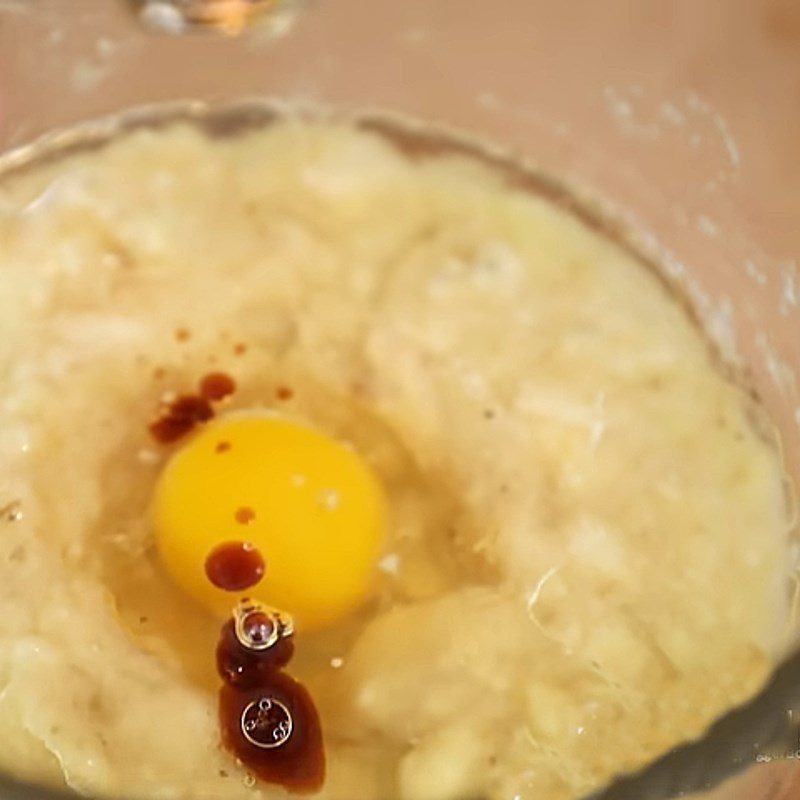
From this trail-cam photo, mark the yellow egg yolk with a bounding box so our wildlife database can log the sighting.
[153,414,388,631]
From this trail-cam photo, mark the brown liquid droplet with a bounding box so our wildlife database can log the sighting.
[217,620,325,792]
[149,395,214,443]
[205,542,265,591]
[276,386,294,401]
[219,678,324,792]
[235,506,256,525]
[200,372,237,402]
[216,617,294,687]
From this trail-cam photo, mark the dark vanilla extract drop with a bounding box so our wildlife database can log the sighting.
[148,371,237,444]
[149,394,214,443]
[215,605,325,793]
[219,676,324,792]
[199,371,237,402]
[205,542,265,591]
[215,617,294,688]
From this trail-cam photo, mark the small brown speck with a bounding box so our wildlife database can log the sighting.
[216,441,232,454]
[235,507,256,525]
[199,372,237,402]
[233,342,248,355]
[219,770,229,779]
[152,367,166,380]
[483,409,496,420]
[276,385,294,401]
[149,395,214,444]
[175,327,191,342]
[139,616,149,624]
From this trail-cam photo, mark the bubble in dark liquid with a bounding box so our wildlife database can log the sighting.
[241,697,293,749]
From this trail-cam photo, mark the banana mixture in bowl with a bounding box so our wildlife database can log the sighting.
[0,110,792,800]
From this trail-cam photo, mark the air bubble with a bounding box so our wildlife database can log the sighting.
[316,488,340,511]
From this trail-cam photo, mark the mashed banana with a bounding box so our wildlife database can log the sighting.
[0,117,791,800]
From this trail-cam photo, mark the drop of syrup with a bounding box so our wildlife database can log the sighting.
[199,371,237,402]
[215,617,294,688]
[205,542,265,591]
[215,612,325,792]
[149,395,214,443]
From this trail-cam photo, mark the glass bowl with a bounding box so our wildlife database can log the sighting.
[1,2,799,799]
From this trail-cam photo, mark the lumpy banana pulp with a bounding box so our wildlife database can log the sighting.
[0,116,791,800]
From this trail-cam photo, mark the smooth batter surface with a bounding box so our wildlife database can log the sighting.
[0,118,791,800]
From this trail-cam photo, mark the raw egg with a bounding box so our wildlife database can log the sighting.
[153,414,388,631]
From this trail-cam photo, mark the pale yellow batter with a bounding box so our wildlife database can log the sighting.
[0,117,791,800]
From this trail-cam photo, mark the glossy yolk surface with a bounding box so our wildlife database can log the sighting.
[153,414,388,631]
